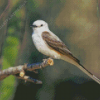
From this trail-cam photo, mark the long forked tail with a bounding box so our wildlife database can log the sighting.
[76,63,100,84]
[62,55,100,84]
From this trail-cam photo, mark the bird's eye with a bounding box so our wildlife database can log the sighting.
[41,24,43,26]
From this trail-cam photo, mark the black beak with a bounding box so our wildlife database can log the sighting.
[30,25,37,28]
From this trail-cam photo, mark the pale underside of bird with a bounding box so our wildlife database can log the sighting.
[31,20,100,84]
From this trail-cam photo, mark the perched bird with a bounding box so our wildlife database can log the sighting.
[31,20,100,84]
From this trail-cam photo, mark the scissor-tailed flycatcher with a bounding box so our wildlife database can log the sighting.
[31,20,100,84]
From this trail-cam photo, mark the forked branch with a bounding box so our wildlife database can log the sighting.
[0,58,54,84]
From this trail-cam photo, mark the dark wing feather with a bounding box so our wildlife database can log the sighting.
[42,32,100,85]
[42,31,80,63]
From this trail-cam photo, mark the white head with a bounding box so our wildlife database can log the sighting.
[31,20,49,32]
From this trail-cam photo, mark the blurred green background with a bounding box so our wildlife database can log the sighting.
[0,0,100,100]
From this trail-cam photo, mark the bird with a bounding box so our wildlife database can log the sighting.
[31,20,100,84]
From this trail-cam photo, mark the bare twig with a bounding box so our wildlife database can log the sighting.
[0,58,54,84]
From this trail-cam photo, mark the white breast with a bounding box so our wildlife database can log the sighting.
[32,32,61,59]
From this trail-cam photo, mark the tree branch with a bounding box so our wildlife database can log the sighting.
[0,58,54,84]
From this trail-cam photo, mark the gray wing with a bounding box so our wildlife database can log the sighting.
[42,31,80,63]
[42,31,100,85]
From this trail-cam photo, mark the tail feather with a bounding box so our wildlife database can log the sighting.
[77,63,100,84]
[61,55,100,84]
